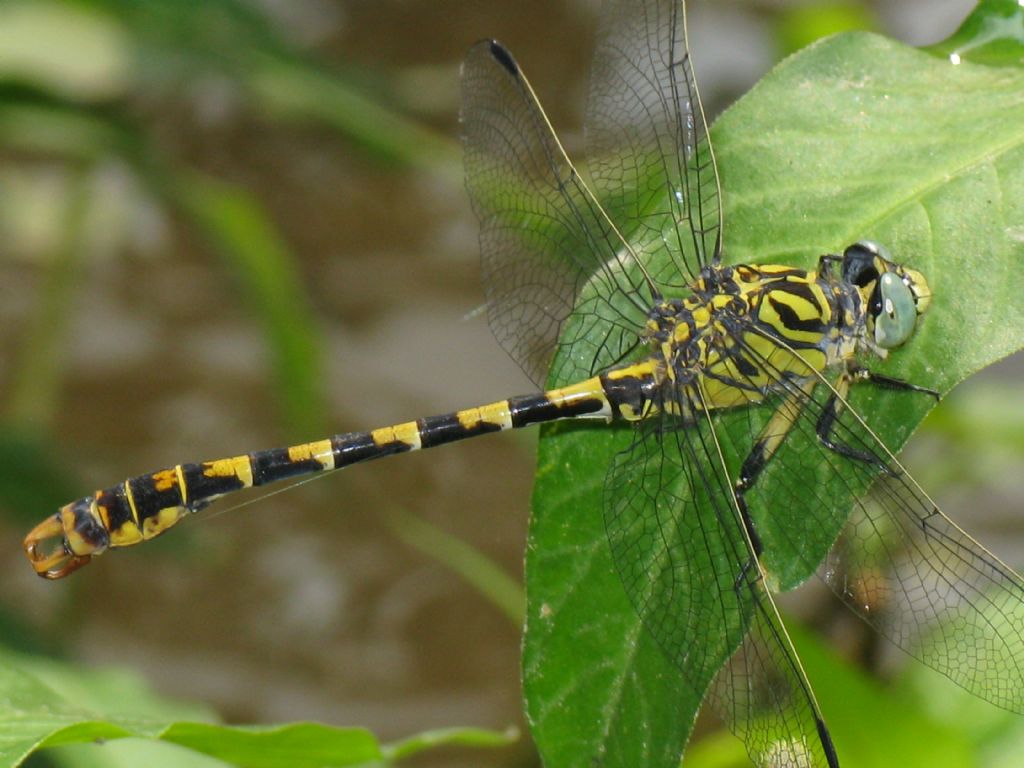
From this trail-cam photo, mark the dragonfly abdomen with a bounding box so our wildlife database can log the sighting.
[24,371,645,579]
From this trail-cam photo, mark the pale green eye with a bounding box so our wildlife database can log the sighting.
[874,272,917,348]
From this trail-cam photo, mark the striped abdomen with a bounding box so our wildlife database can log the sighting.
[24,364,659,579]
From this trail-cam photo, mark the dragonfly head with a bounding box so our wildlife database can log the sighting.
[842,240,931,350]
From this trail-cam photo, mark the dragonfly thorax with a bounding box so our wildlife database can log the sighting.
[626,243,930,416]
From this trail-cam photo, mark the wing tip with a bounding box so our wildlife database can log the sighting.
[487,39,519,76]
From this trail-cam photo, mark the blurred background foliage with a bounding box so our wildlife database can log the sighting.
[0,1,1020,767]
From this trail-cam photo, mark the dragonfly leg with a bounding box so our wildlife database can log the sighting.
[731,550,761,593]
[815,362,937,473]
[734,379,818,558]
[846,361,940,399]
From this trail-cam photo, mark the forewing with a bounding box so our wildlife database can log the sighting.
[586,0,722,288]
[604,394,835,767]
[460,41,652,387]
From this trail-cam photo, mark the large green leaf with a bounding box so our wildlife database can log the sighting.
[524,29,1024,768]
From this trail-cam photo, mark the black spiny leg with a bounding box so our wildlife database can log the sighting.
[734,379,818,558]
[816,362,939,473]
[847,361,940,399]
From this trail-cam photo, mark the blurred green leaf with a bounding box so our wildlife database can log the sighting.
[250,56,458,173]
[43,738,228,768]
[927,0,1024,66]
[0,651,206,766]
[789,623,972,768]
[912,376,1024,492]
[381,725,519,761]
[683,619,977,768]
[168,170,327,438]
[383,506,525,626]
[0,2,130,101]
[6,169,91,432]
[158,723,381,768]
[1,650,514,768]
[0,89,130,160]
[0,0,456,167]
[925,380,1024,443]
[0,429,79,528]
[775,3,877,57]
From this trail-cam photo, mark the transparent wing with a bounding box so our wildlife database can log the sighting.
[604,396,836,768]
[708,591,837,768]
[586,0,722,288]
[733,332,1024,713]
[460,41,654,387]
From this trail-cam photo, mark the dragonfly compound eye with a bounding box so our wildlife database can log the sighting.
[841,240,884,287]
[873,271,918,348]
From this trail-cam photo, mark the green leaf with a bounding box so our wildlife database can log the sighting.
[159,723,381,768]
[43,739,229,768]
[382,725,520,761]
[0,651,207,766]
[525,31,1024,768]
[926,0,1024,67]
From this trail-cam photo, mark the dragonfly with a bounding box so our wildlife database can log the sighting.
[23,0,1024,766]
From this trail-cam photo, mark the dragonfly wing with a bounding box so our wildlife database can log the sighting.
[708,586,838,768]
[833,469,1024,711]
[738,340,1024,713]
[586,0,722,287]
[460,41,653,387]
[604,397,836,767]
